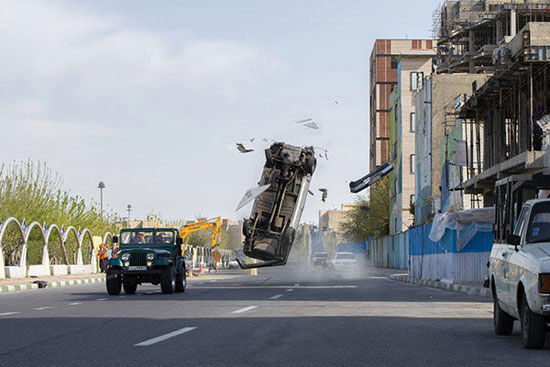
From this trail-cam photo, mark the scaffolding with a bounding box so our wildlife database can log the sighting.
[436,1,550,73]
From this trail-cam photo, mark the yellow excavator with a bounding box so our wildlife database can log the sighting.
[178,217,222,266]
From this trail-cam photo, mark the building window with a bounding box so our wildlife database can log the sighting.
[410,154,416,174]
[410,72,424,91]
[410,194,415,205]
[410,112,416,132]
[390,56,398,69]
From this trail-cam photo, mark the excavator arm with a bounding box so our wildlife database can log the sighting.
[178,217,222,256]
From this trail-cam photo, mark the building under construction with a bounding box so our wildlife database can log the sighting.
[434,1,550,205]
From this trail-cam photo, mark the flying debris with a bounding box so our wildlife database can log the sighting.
[314,147,329,160]
[308,190,314,196]
[349,162,394,193]
[303,122,320,130]
[250,138,255,143]
[296,118,313,124]
[319,188,328,202]
[262,138,268,142]
[236,143,254,153]
[236,184,272,211]
[334,100,339,104]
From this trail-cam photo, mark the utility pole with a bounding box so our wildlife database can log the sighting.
[127,204,132,228]
[98,181,105,218]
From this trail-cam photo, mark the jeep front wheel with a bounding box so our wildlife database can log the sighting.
[175,269,186,293]
[106,271,122,296]
[520,294,546,349]
[161,266,176,294]
[123,277,138,295]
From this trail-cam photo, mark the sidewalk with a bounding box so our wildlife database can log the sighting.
[0,273,106,293]
[368,266,491,299]
[0,269,242,294]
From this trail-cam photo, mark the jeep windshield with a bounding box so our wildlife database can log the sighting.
[526,202,550,244]
[120,230,175,245]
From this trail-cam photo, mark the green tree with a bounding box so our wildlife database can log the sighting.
[341,177,390,241]
[0,160,116,266]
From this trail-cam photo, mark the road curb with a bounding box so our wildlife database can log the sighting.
[0,276,105,294]
[374,272,491,298]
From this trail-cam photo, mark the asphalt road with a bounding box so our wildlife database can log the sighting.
[0,265,549,366]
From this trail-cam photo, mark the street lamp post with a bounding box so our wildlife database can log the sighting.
[127,204,132,228]
[98,181,105,218]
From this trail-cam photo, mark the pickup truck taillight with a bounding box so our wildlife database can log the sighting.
[539,274,550,293]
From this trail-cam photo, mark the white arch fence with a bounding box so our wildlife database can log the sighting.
[0,217,111,279]
[0,217,236,280]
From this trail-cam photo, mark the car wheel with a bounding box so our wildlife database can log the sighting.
[242,219,250,237]
[493,293,514,335]
[305,156,316,175]
[106,271,122,296]
[123,277,137,295]
[520,294,546,349]
[175,268,186,293]
[282,227,296,245]
[161,266,176,294]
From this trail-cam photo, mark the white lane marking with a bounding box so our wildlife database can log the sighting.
[0,312,20,316]
[286,289,294,292]
[69,302,82,306]
[270,294,283,300]
[134,327,197,347]
[35,307,53,310]
[294,283,300,286]
[232,305,258,314]
[97,298,107,301]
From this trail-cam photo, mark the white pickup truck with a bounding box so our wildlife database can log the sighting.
[489,198,550,349]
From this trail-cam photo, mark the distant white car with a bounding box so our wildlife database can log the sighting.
[331,252,358,271]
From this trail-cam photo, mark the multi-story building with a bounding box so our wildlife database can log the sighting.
[413,73,490,225]
[369,39,436,171]
[379,46,435,234]
[319,204,355,233]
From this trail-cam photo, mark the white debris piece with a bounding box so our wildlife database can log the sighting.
[236,184,271,211]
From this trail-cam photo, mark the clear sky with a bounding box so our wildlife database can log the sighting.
[0,0,437,223]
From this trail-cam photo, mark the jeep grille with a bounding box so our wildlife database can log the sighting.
[130,251,147,266]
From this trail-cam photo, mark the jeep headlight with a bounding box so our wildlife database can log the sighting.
[120,253,130,262]
[146,253,155,261]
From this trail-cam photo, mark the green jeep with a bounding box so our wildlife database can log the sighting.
[106,228,187,295]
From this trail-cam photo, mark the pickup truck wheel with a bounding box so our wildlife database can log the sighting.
[123,278,137,295]
[106,271,122,296]
[175,269,186,293]
[520,294,546,349]
[493,295,513,335]
[161,266,176,294]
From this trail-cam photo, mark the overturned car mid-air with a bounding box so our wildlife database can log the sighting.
[237,143,316,269]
